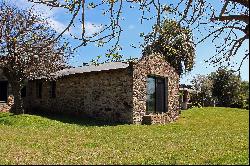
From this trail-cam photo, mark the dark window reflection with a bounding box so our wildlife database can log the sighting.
[146,77,156,113]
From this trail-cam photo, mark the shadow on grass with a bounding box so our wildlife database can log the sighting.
[0,112,15,118]
[27,110,126,127]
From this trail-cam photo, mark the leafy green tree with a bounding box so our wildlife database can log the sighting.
[210,68,242,107]
[143,19,195,75]
[191,68,249,109]
[238,81,249,109]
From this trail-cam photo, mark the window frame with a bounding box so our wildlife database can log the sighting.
[146,75,168,114]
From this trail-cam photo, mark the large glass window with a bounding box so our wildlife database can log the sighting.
[146,76,167,113]
[146,77,156,113]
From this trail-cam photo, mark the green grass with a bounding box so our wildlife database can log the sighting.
[0,107,249,165]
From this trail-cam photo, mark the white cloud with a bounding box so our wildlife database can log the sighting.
[11,0,101,38]
[48,18,70,35]
[12,0,30,8]
[13,0,68,35]
[85,22,103,37]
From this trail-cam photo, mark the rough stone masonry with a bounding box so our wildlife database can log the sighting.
[2,53,180,124]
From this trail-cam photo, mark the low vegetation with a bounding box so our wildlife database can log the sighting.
[0,107,249,165]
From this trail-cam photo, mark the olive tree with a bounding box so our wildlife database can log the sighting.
[143,19,195,75]
[0,2,71,114]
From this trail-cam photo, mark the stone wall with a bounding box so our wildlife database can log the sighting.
[24,54,180,124]
[132,53,180,124]
[26,68,134,123]
[0,96,14,113]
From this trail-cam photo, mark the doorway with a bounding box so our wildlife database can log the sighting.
[0,81,8,102]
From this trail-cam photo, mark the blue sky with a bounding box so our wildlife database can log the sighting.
[14,0,249,84]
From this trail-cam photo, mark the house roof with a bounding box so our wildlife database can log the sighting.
[179,87,197,93]
[179,84,193,89]
[179,84,198,93]
[53,62,130,78]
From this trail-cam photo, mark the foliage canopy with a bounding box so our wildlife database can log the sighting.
[143,19,195,75]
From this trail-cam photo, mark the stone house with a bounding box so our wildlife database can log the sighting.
[1,54,180,124]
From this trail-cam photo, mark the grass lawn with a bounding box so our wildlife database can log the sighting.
[0,107,249,165]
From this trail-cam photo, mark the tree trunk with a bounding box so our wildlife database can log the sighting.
[10,81,24,114]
